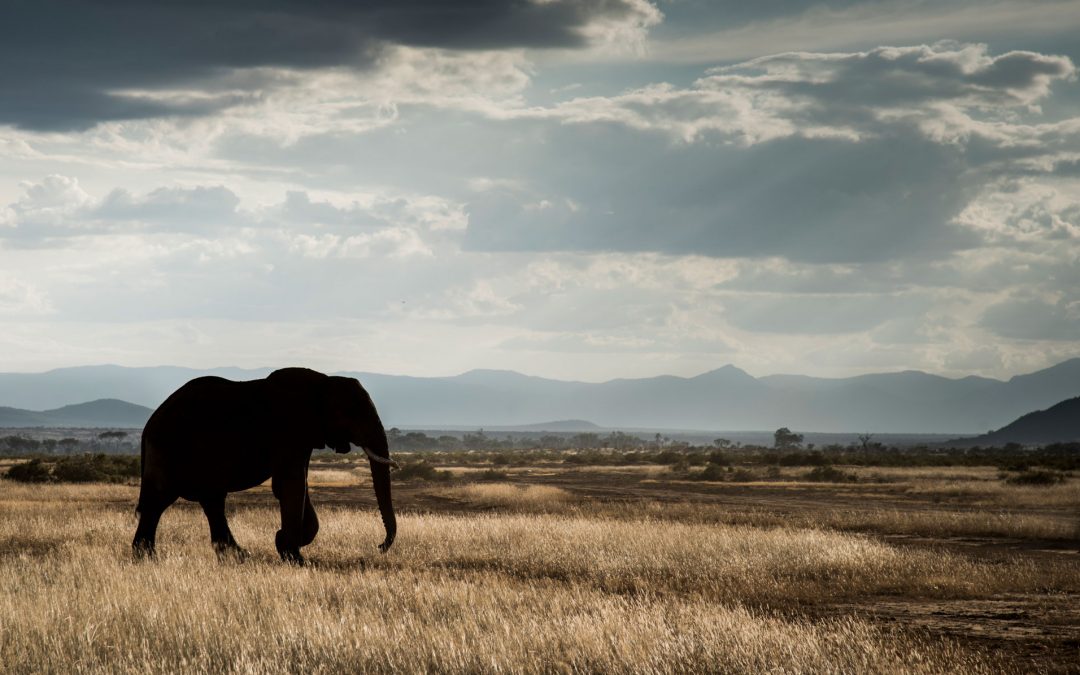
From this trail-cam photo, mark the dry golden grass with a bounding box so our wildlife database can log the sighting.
[0,482,1041,674]
[903,480,1080,510]
[307,468,361,486]
[437,482,573,508]
[785,507,1079,541]
[569,499,1079,541]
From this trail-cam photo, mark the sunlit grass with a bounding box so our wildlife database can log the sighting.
[0,491,1014,674]
[2,466,1077,674]
[437,482,573,508]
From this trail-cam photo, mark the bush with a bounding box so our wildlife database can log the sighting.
[707,450,729,466]
[694,464,727,481]
[6,458,52,483]
[6,454,141,484]
[477,468,508,481]
[731,469,757,482]
[53,454,140,483]
[802,466,858,483]
[52,456,108,482]
[1004,470,1067,486]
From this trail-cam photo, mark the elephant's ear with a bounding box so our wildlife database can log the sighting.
[266,368,329,450]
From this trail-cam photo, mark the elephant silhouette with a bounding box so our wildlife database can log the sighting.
[132,367,397,564]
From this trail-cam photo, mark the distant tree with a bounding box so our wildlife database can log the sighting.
[539,434,563,449]
[571,432,601,449]
[58,438,81,455]
[463,429,490,450]
[713,438,733,449]
[605,431,640,450]
[857,433,874,451]
[98,431,128,440]
[773,427,803,450]
[437,435,460,450]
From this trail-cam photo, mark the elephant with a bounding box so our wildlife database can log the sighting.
[132,367,397,564]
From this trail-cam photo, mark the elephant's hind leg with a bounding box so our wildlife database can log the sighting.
[199,493,245,560]
[132,489,177,559]
[300,491,319,547]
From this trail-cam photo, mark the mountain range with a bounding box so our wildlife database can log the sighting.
[0,359,1078,433]
[0,399,153,428]
[951,396,1080,446]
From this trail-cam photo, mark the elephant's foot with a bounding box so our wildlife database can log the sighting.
[275,530,305,566]
[213,541,248,563]
[132,539,156,561]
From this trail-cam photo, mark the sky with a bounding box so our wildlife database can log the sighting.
[1,0,1079,381]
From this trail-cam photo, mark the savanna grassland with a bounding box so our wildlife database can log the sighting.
[1,454,1078,674]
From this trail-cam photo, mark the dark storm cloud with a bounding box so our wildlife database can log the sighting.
[0,0,650,130]
[703,44,1075,114]
[463,126,982,263]
[980,297,1080,340]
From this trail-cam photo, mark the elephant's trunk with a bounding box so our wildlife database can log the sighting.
[368,442,396,553]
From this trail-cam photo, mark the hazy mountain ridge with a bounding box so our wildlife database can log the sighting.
[0,360,1078,433]
[950,397,1080,446]
[0,399,153,428]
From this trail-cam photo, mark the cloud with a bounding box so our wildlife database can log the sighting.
[451,42,1076,262]
[647,0,1080,64]
[463,126,983,262]
[721,293,927,335]
[980,296,1080,340]
[0,178,468,249]
[701,42,1074,111]
[96,186,242,226]
[0,0,660,130]
[523,43,1074,146]
[0,276,52,316]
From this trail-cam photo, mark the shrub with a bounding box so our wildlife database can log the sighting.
[6,454,140,483]
[694,464,727,481]
[1004,470,1067,486]
[802,466,858,483]
[477,468,508,481]
[707,450,729,466]
[6,458,52,483]
[52,457,109,482]
[52,454,140,483]
[731,469,757,482]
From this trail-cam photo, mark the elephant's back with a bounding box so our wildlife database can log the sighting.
[144,376,270,448]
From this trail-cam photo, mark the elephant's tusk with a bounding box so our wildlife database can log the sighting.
[363,446,400,470]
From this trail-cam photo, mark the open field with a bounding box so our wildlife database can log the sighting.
[1,458,1078,673]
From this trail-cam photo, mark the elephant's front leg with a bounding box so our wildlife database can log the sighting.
[271,469,308,565]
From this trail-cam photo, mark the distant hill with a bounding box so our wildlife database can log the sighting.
[1,359,1079,433]
[0,399,152,428]
[480,420,602,432]
[949,397,1080,446]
